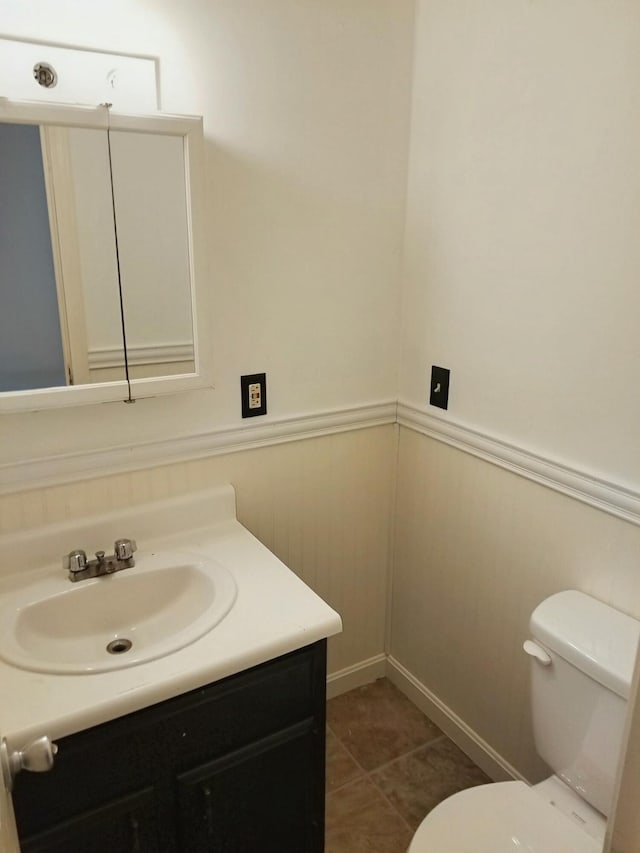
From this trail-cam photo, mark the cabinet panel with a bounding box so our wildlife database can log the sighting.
[12,641,327,853]
[12,713,162,838]
[177,720,323,853]
[163,644,321,771]
[19,786,160,853]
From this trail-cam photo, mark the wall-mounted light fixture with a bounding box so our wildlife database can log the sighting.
[0,37,158,110]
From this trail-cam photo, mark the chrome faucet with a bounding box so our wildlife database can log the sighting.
[63,538,137,582]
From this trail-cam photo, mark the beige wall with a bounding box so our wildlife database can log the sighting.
[391,427,640,782]
[399,0,640,487]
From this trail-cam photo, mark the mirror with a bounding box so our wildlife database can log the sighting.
[0,101,207,411]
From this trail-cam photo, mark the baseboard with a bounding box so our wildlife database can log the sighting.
[326,652,524,783]
[385,656,523,784]
[326,654,387,699]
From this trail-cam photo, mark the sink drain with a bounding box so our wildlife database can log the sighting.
[106,638,132,655]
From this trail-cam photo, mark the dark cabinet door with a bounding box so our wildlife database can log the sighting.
[12,641,327,853]
[18,786,161,853]
[177,720,324,853]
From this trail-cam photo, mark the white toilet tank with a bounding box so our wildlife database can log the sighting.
[528,590,640,817]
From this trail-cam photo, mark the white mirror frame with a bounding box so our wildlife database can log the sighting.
[0,99,210,412]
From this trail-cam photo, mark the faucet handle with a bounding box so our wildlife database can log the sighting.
[63,549,87,572]
[114,538,137,560]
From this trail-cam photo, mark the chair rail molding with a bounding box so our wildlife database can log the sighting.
[397,401,640,528]
[5,398,639,526]
[1,401,397,494]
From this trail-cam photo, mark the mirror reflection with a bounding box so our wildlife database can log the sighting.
[109,129,194,382]
[0,120,195,394]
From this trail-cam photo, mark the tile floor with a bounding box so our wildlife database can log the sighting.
[325,678,490,853]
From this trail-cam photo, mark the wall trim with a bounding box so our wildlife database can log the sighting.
[0,401,397,495]
[397,402,640,527]
[88,342,195,369]
[386,656,523,784]
[5,397,639,525]
[325,652,521,782]
[326,654,387,700]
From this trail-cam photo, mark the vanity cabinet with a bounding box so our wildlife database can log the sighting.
[12,640,327,853]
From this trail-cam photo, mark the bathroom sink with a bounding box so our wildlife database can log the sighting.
[0,550,237,674]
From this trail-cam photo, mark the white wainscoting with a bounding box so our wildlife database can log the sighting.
[0,425,397,682]
[398,402,640,527]
[391,425,640,782]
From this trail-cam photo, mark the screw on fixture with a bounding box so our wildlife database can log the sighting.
[33,62,58,89]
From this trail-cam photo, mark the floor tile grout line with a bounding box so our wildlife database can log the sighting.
[325,716,450,836]
[325,726,448,802]
[327,724,448,783]
[325,731,372,793]
[366,733,448,777]
[326,684,455,843]
[326,682,491,849]
[325,765,416,837]
[367,774,416,836]
[326,724,450,835]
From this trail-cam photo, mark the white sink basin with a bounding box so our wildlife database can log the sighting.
[0,550,237,674]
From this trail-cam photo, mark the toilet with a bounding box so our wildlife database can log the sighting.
[408,589,640,852]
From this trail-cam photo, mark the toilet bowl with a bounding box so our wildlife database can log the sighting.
[408,779,605,852]
[407,590,640,853]
[408,780,604,852]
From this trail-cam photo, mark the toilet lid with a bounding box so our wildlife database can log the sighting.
[408,781,603,853]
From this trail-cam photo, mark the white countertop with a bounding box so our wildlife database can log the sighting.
[0,485,342,851]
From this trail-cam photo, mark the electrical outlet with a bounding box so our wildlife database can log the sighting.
[241,373,267,418]
[248,383,262,409]
[429,365,450,410]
